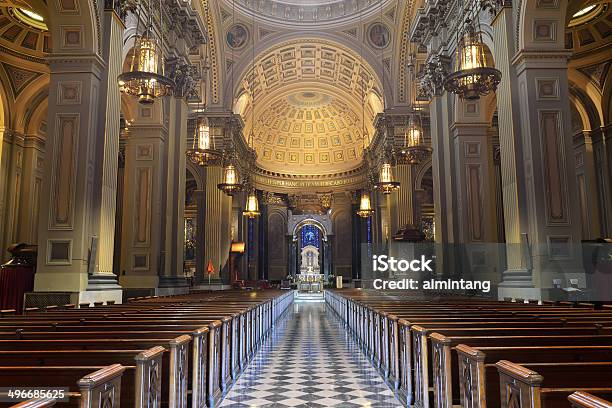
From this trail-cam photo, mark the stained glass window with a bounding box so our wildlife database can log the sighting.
[300,224,320,249]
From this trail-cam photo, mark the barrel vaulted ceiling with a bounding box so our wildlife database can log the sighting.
[236,39,383,175]
[212,0,398,177]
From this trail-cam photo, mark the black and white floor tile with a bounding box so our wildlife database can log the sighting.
[220,296,402,407]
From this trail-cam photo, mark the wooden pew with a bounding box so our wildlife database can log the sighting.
[1,364,126,408]
[9,398,57,407]
[324,290,612,408]
[0,290,294,408]
[455,344,612,408]
[568,391,612,408]
[0,347,165,408]
[496,360,612,408]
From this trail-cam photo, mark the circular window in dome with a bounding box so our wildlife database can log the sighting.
[11,8,47,30]
[568,3,605,27]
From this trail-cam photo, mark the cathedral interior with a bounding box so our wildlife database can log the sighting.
[0,0,611,406]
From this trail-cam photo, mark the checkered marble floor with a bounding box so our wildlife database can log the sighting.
[220,300,402,407]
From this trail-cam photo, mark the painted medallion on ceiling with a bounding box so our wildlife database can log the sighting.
[226,24,248,49]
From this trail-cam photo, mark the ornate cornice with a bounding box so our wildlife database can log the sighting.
[166,59,200,99]
[251,165,368,193]
[417,53,450,101]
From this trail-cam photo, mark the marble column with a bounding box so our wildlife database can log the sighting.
[119,108,167,290]
[491,6,536,289]
[0,130,23,263]
[86,9,124,293]
[17,134,45,245]
[512,49,585,290]
[194,189,205,285]
[34,54,123,303]
[451,118,499,282]
[591,125,612,236]
[202,165,232,282]
[157,93,189,290]
[574,130,602,239]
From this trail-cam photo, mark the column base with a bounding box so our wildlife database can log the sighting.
[87,273,122,291]
[79,288,123,305]
[156,276,190,296]
[499,268,533,287]
[158,275,189,287]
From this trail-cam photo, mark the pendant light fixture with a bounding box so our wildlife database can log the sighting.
[243,189,260,218]
[374,159,401,194]
[357,190,375,218]
[218,0,244,196]
[186,36,221,167]
[373,0,400,194]
[402,111,432,165]
[443,17,501,100]
[118,0,174,104]
[218,161,243,196]
[243,2,260,218]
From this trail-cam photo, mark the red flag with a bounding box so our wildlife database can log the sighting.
[206,259,215,275]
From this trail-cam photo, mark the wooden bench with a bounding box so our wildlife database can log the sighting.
[0,290,294,408]
[1,364,126,408]
[496,360,612,408]
[568,391,612,408]
[455,344,612,408]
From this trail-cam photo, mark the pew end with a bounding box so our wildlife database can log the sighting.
[495,360,544,408]
[569,391,612,408]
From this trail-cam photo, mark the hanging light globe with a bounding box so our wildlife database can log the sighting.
[356,191,375,218]
[401,118,432,165]
[118,30,175,104]
[186,117,221,166]
[243,189,260,218]
[374,162,400,194]
[217,163,243,196]
[443,24,501,100]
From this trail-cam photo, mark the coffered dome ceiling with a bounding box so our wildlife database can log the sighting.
[223,0,395,27]
[236,40,383,177]
[252,90,366,175]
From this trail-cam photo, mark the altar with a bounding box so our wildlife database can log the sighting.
[297,272,324,292]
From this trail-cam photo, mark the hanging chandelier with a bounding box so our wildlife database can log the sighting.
[243,188,260,218]
[375,160,400,194]
[186,116,221,166]
[217,162,243,196]
[357,190,375,218]
[443,22,501,100]
[401,114,432,165]
[118,2,174,104]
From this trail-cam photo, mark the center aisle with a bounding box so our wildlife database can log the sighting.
[220,294,402,407]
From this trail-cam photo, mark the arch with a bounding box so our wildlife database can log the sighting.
[13,76,49,135]
[222,35,388,111]
[414,158,433,191]
[292,218,328,239]
[185,161,204,191]
[24,96,48,137]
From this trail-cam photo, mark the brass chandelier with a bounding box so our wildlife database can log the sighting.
[443,21,501,100]
[357,190,375,218]
[118,0,174,104]
[186,116,221,166]
[217,160,243,196]
[243,188,260,218]
[401,112,432,165]
[242,2,260,219]
[374,160,401,194]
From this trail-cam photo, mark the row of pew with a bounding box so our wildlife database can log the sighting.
[0,289,294,407]
[325,290,612,408]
